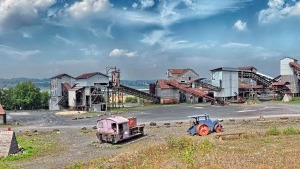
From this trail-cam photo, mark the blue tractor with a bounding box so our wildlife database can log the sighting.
[187,114,223,136]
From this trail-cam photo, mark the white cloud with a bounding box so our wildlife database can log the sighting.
[55,34,75,45]
[258,0,300,23]
[140,0,155,9]
[132,2,138,9]
[221,42,251,48]
[67,0,111,19]
[0,0,55,30]
[233,20,247,31]
[80,45,100,56]
[141,30,166,45]
[22,33,32,39]
[131,0,155,9]
[109,49,138,58]
[0,44,40,59]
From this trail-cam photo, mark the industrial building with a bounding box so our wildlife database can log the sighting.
[49,72,109,111]
[49,57,300,111]
[49,68,160,111]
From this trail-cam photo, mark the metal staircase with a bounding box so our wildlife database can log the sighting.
[166,80,215,101]
[119,84,161,103]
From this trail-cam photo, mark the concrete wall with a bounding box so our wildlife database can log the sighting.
[212,70,238,98]
[281,75,299,94]
[168,70,199,83]
[280,57,296,75]
[49,97,61,110]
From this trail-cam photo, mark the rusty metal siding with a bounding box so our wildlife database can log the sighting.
[156,88,179,100]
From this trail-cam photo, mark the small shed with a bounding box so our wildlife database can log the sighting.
[0,104,7,124]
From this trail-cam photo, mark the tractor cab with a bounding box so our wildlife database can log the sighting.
[187,113,223,136]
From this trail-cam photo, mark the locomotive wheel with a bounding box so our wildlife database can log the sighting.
[214,124,223,133]
[196,124,210,136]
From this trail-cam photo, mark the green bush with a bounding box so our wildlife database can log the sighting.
[282,127,300,135]
[267,126,281,135]
[125,97,138,103]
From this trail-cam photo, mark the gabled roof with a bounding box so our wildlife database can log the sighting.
[51,73,73,79]
[168,68,199,76]
[0,104,5,115]
[75,72,108,79]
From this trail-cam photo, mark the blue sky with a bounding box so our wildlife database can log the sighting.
[0,0,300,80]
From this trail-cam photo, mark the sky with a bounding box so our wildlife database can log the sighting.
[0,0,300,80]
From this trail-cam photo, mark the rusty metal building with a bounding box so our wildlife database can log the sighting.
[49,74,75,110]
[49,72,109,111]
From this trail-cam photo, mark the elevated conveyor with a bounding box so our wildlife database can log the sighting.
[196,80,222,92]
[118,84,160,103]
[238,71,273,87]
[166,80,215,101]
[289,62,300,75]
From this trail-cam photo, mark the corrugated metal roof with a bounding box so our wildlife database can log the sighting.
[238,82,263,89]
[62,82,72,90]
[168,68,199,76]
[51,73,73,79]
[156,80,172,89]
[75,72,108,79]
[238,66,257,71]
[0,104,5,115]
[289,62,300,69]
[210,67,239,72]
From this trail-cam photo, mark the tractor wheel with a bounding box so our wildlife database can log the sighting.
[214,124,223,133]
[196,124,210,136]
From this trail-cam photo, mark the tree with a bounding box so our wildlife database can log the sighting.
[12,81,41,110]
[0,88,14,110]
[40,91,50,109]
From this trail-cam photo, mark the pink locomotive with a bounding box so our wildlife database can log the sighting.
[96,116,144,144]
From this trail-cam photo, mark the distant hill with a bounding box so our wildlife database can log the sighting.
[0,78,156,89]
[0,78,50,89]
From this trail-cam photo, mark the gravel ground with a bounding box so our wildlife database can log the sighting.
[13,116,300,169]
[1,102,300,169]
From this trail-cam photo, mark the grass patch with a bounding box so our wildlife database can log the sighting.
[282,127,300,135]
[285,97,300,104]
[0,132,59,168]
[267,126,281,135]
[71,130,300,169]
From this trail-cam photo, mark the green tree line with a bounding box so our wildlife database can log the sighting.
[0,81,49,110]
